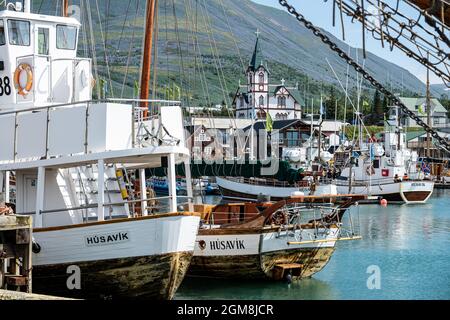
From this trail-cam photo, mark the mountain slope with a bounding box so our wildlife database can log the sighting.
[33,0,437,105]
[431,84,450,98]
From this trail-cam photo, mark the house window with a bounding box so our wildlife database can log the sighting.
[259,96,265,106]
[278,96,286,107]
[286,131,299,147]
[204,147,212,156]
[259,72,265,85]
[239,96,244,107]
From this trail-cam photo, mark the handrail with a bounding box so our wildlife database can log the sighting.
[16,196,193,216]
[108,98,181,105]
[0,98,181,116]
[224,176,312,188]
[0,97,185,161]
[335,177,426,185]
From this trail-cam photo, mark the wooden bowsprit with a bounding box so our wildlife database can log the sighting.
[287,236,362,246]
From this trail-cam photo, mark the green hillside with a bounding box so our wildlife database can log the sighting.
[31,0,434,118]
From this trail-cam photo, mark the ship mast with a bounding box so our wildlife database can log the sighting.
[140,0,158,117]
[62,0,69,17]
[426,60,432,158]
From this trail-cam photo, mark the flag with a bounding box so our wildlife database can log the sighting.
[99,79,107,99]
[319,97,324,116]
[370,144,375,161]
[363,100,370,110]
[134,81,139,98]
[266,112,273,133]
[173,83,181,100]
[418,104,426,116]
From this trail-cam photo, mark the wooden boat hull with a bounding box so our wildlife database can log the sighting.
[32,213,200,300]
[33,251,193,300]
[189,248,335,280]
[188,227,339,281]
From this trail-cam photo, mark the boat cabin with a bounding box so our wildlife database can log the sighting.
[0,3,189,230]
[0,4,90,112]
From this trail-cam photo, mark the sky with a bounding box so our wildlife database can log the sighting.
[252,0,443,85]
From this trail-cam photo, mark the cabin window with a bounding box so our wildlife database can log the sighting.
[8,20,30,46]
[38,28,49,55]
[56,25,77,50]
[0,21,5,46]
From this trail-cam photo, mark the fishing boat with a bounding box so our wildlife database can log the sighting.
[217,176,338,202]
[187,195,364,281]
[336,108,434,204]
[149,177,206,196]
[0,2,200,299]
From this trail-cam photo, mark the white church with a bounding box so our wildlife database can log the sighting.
[233,32,304,120]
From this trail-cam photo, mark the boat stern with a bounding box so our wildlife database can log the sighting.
[400,180,435,204]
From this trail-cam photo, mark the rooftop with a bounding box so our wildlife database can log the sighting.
[0,9,80,26]
[249,35,263,71]
[396,97,447,114]
[244,119,310,132]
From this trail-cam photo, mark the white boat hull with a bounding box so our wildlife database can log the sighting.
[337,180,434,204]
[32,214,200,299]
[216,177,337,202]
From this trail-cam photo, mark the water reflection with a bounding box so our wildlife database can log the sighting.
[178,190,450,300]
[177,277,338,300]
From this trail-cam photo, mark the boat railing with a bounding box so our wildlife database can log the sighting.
[16,196,193,223]
[0,98,182,163]
[204,206,338,228]
[336,176,426,186]
[225,176,311,188]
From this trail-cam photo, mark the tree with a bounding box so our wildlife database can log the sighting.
[324,86,338,120]
[374,90,383,117]
[382,94,390,114]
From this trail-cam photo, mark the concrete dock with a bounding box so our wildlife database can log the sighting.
[0,289,75,300]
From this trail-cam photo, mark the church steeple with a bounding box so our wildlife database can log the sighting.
[249,29,263,71]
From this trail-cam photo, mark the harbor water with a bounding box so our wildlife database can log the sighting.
[176,190,450,300]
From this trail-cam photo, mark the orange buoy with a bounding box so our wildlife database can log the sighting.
[13,63,33,96]
[380,199,388,207]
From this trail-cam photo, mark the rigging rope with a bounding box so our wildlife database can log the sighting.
[94,0,115,98]
[83,0,101,98]
[331,0,450,86]
[120,0,141,99]
[278,0,450,153]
